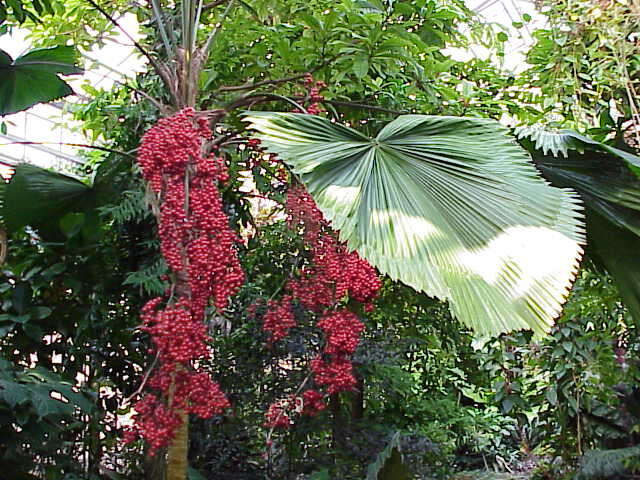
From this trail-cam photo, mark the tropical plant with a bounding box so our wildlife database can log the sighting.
[522,0,640,140]
[4,0,640,478]
[0,45,82,115]
[245,111,585,336]
[517,126,640,323]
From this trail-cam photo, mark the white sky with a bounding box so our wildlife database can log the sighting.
[0,13,145,175]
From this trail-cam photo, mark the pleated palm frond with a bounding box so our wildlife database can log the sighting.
[516,125,640,177]
[245,113,585,336]
[518,125,640,324]
[0,163,93,239]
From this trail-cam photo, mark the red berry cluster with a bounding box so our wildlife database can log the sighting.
[310,356,358,394]
[301,389,326,416]
[317,310,364,356]
[262,294,295,343]
[148,366,230,419]
[264,395,301,429]
[127,108,244,452]
[262,184,381,428]
[141,298,208,363]
[285,185,381,311]
[123,394,180,452]
[303,73,326,115]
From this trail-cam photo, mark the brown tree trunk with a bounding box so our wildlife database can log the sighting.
[330,394,344,450]
[166,412,189,480]
[165,271,191,480]
[351,371,364,421]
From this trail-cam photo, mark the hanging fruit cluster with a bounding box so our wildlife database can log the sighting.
[262,184,381,428]
[243,76,381,429]
[125,108,244,452]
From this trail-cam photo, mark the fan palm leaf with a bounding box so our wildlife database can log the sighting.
[245,112,585,336]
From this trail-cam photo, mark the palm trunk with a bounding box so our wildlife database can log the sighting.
[166,412,189,480]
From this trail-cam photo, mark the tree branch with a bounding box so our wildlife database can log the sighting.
[84,0,179,106]
[202,0,227,11]
[113,79,169,114]
[224,93,306,112]
[217,55,340,92]
[322,99,405,115]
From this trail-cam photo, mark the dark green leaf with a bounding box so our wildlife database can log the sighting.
[518,126,640,323]
[29,384,71,418]
[0,379,29,407]
[2,164,92,238]
[0,46,82,115]
[11,282,32,314]
[308,469,330,480]
[59,212,85,238]
[187,467,207,480]
[516,126,640,178]
[353,55,369,79]
[366,432,411,480]
[0,324,14,337]
[31,306,52,320]
[22,323,43,340]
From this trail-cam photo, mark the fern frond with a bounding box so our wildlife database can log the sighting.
[123,257,168,296]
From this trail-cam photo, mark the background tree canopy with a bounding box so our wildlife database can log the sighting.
[1,0,639,479]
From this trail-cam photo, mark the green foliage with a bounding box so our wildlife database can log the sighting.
[518,126,640,325]
[4,0,640,478]
[0,45,82,115]
[0,0,56,24]
[246,111,584,336]
[0,358,94,478]
[478,268,639,463]
[366,432,411,480]
[522,0,640,134]
[576,446,640,479]
[1,163,92,236]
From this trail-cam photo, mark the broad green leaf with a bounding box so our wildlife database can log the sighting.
[187,467,208,480]
[1,163,92,236]
[30,306,52,320]
[0,379,29,408]
[245,112,585,336]
[29,384,72,418]
[308,470,330,480]
[353,55,370,79]
[516,126,640,178]
[59,212,86,238]
[587,211,640,324]
[0,45,82,115]
[366,432,411,480]
[0,324,14,337]
[11,282,32,315]
[518,126,640,323]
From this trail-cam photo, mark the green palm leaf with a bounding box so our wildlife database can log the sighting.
[518,126,640,323]
[0,46,82,116]
[0,163,92,238]
[245,112,585,336]
[516,126,640,177]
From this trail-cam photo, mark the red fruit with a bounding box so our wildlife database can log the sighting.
[129,108,242,453]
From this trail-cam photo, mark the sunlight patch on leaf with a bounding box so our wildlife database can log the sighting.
[246,112,585,336]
